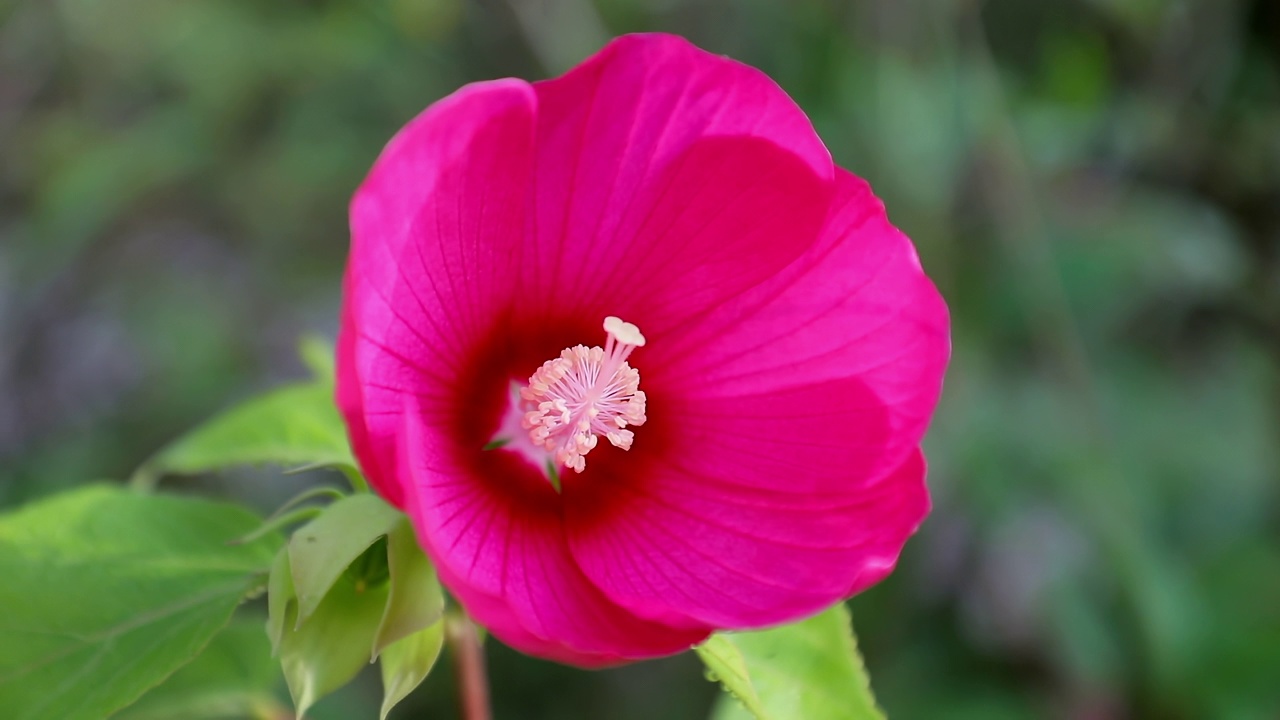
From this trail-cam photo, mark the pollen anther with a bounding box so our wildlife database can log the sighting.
[520,317,648,473]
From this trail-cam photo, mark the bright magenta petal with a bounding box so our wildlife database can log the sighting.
[565,170,948,629]
[566,449,929,628]
[394,412,636,667]
[517,33,834,335]
[397,400,710,664]
[647,169,950,482]
[337,79,536,507]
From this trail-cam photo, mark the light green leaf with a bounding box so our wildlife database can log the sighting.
[701,604,885,720]
[0,485,281,720]
[118,618,285,720]
[288,493,402,625]
[141,380,355,480]
[279,568,389,718]
[379,621,445,720]
[695,635,772,720]
[373,518,444,658]
[298,335,336,381]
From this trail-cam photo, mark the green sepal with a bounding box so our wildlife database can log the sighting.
[267,546,295,656]
[287,493,401,625]
[378,621,445,720]
[267,495,448,716]
[279,560,390,718]
[373,517,445,658]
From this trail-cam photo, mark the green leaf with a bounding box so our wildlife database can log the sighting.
[695,635,772,720]
[140,380,355,481]
[379,621,445,720]
[700,604,885,720]
[373,518,445,658]
[0,485,281,720]
[118,618,285,720]
[298,335,336,381]
[288,493,402,625]
[279,569,389,718]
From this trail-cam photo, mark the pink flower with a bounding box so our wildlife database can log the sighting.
[336,33,949,667]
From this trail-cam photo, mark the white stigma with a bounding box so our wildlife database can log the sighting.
[520,317,648,473]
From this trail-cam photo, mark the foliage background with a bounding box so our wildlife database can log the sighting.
[2,0,1278,718]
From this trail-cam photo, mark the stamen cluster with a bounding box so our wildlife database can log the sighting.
[520,318,648,473]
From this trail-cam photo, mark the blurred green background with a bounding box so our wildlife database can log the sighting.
[2,0,1278,718]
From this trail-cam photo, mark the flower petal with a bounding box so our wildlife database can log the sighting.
[337,79,537,506]
[646,168,950,485]
[564,169,947,629]
[397,398,710,665]
[566,447,930,629]
[517,33,834,335]
[393,433,622,667]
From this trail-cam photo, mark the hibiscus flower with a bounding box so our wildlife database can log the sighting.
[337,32,949,667]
